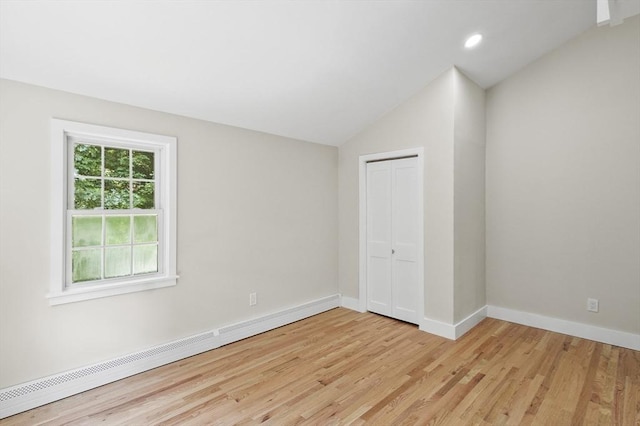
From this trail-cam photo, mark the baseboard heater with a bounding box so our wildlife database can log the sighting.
[0,294,341,419]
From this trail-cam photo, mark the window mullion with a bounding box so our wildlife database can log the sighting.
[101,214,106,280]
[130,214,134,278]
[100,146,105,210]
[129,148,133,210]
[128,148,134,276]
[69,209,160,215]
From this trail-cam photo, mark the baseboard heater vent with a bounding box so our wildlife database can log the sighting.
[0,330,219,418]
[0,294,341,419]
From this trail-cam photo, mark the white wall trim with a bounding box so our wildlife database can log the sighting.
[49,119,178,305]
[420,317,456,340]
[217,294,340,345]
[358,147,425,319]
[487,305,640,351]
[454,306,488,339]
[0,330,219,419]
[0,294,341,419]
[420,305,488,340]
[420,304,640,349]
[6,299,634,419]
[340,295,364,312]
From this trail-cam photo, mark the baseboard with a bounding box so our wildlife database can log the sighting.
[0,330,220,419]
[217,294,341,345]
[420,317,456,340]
[0,294,341,419]
[419,305,488,340]
[487,305,640,351]
[340,295,365,312]
[454,306,488,339]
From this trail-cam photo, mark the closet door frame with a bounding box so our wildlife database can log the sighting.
[358,147,424,325]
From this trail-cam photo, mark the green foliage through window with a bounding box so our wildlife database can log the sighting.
[105,148,130,178]
[71,143,158,284]
[73,143,155,210]
[133,151,154,179]
[74,144,101,176]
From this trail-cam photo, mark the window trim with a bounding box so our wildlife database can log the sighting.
[49,119,177,305]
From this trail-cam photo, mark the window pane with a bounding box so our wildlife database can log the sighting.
[133,245,157,275]
[72,249,102,282]
[105,216,130,245]
[105,246,131,278]
[105,148,130,178]
[133,182,155,209]
[132,151,154,179]
[74,144,101,177]
[104,180,130,209]
[72,216,102,247]
[74,178,102,209]
[134,215,157,243]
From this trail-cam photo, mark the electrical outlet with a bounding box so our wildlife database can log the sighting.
[587,298,599,313]
[249,292,257,306]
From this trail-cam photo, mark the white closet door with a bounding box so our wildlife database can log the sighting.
[366,161,392,316]
[366,157,419,324]
[391,158,419,324]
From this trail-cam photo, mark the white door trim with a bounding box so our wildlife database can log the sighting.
[358,148,424,323]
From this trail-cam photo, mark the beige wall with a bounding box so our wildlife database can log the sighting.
[486,16,640,333]
[3,13,637,391]
[0,79,338,388]
[339,69,455,323]
[453,70,486,323]
[338,67,486,325]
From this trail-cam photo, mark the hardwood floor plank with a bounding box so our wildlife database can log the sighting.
[571,343,602,425]
[2,308,638,425]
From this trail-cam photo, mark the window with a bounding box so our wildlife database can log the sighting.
[50,119,177,305]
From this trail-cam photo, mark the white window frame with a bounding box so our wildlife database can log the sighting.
[49,119,177,305]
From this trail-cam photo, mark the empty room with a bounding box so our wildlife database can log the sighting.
[0,0,638,424]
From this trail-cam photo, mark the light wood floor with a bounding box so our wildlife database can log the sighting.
[3,308,639,425]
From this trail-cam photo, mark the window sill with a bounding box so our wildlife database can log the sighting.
[47,275,179,305]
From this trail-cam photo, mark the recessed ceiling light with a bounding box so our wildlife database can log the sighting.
[464,33,483,49]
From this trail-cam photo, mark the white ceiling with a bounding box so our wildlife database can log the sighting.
[0,1,636,145]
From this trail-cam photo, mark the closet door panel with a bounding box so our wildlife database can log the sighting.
[366,162,392,316]
[366,157,419,324]
[391,158,419,324]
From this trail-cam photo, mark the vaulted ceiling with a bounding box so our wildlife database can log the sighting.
[0,1,636,145]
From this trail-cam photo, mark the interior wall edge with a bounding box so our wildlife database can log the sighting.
[340,295,364,312]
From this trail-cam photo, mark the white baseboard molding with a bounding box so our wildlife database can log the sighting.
[420,306,488,340]
[420,317,456,340]
[340,295,365,312]
[0,294,341,419]
[217,294,341,345]
[487,305,640,351]
[454,306,488,339]
[0,330,220,419]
